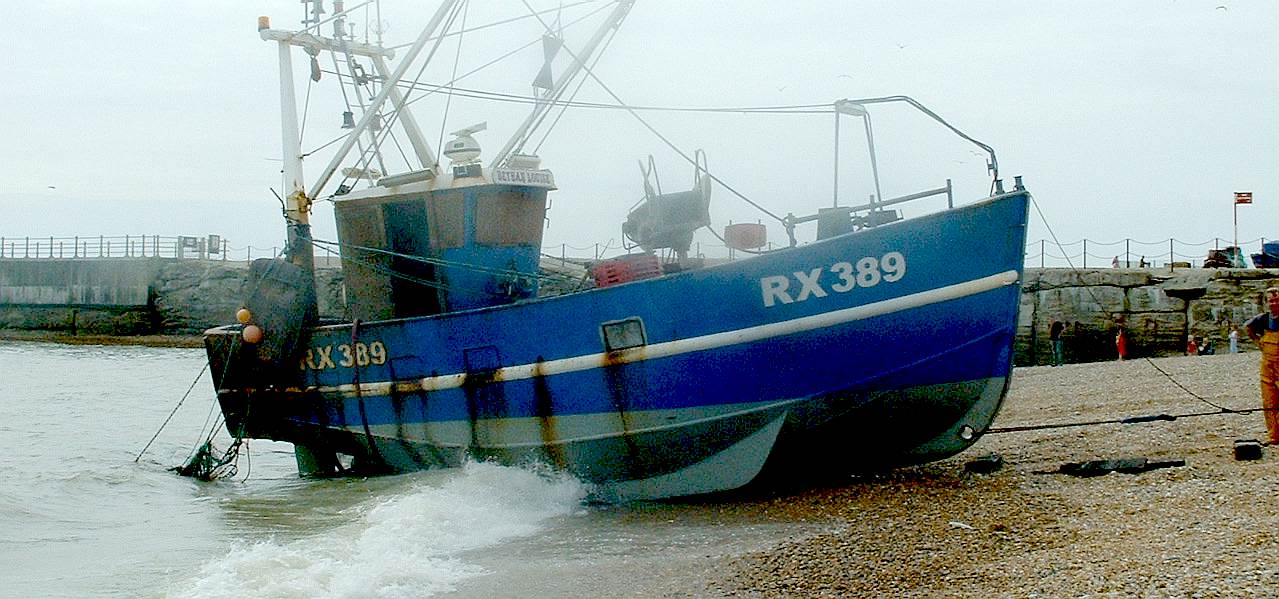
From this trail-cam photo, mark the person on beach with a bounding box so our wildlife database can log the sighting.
[1049,320,1065,366]
[1115,324,1129,361]
[1230,326,1240,354]
[1187,336,1198,356]
[1246,287,1279,445]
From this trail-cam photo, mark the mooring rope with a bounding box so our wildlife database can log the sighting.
[985,355,1268,435]
[987,409,1242,435]
[134,361,210,462]
[169,334,250,481]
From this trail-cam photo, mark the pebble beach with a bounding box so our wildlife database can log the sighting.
[692,351,1279,598]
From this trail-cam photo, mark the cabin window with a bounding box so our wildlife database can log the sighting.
[601,318,646,352]
[429,192,465,249]
[475,190,546,246]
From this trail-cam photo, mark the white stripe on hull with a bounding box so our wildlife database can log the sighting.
[234,269,1017,397]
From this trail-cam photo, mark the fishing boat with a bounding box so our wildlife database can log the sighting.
[202,0,1031,500]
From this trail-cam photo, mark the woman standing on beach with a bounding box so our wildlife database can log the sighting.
[1246,287,1279,445]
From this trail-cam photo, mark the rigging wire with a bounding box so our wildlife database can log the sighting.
[304,64,831,162]
[351,60,413,184]
[308,235,583,300]
[370,0,616,141]
[437,0,471,156]
[328,50,382,188]
[308,240,464,294]
[383,0,600,52]
[386,77,833,115]
[300,73,314,141]
[323,0,468,200]
[302,3,832,162]
[517,21,788,226]
[527,3,618,155]
[310,235,581,284]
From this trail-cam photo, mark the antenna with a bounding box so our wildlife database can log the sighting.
[302,0,326,28]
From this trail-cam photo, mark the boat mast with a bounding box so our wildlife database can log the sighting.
[307,0,462,200]
[489,0,636,169]
[259,0,458,271]
[268,18,314,273]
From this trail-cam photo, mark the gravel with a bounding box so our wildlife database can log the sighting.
[700,351,1279,598]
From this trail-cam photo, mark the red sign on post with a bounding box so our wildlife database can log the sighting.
[1236,192,1253,204]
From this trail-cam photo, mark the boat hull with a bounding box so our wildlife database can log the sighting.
[206,190,1029,500]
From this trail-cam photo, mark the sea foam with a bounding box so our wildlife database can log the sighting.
[168,461,587,599]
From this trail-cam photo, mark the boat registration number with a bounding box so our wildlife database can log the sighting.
[760,251,906,308]
[300,341,388,371]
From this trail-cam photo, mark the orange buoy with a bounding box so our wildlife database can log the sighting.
[242,324,264,344]
[235,308,253,324]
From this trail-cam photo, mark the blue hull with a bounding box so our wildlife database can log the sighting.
[206,190,1029,500]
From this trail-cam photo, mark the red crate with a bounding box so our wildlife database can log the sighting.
[591,253,662,288]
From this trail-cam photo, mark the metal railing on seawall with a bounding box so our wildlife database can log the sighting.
[1025,236,1277,269]
[0,235,341,266]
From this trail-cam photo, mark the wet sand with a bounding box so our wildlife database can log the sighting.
[694,352,1278,597]
[0,329,202,347]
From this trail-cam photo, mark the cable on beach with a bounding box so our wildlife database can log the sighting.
[987,355,1275,435]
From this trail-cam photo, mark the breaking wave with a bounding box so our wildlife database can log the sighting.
[168,462,588,599]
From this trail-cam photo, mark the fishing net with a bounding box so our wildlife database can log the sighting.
[171,439,243,481]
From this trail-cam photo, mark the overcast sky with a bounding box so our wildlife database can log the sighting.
[2,1,1275,265]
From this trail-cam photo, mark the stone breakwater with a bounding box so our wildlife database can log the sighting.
[1019,267,1279,365]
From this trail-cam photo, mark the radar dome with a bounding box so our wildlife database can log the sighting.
[444,122,487,164]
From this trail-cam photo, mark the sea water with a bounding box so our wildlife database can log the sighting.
[0,341,814,598]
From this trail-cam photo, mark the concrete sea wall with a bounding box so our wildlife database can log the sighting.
[0,259,344,335]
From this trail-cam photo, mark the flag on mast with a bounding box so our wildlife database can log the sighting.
[1235,192,1253,205]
